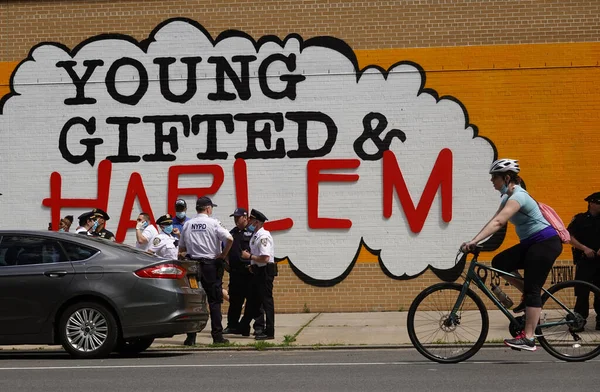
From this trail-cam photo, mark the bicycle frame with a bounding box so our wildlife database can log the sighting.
[450,250,575,330]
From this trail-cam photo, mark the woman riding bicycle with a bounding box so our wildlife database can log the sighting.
[461,158,562,351]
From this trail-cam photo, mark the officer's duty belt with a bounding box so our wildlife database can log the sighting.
[190,257,215,263]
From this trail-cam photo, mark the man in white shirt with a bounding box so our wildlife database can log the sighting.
[75,211,96,235]
[239,209,276,340]
[135,212,158,251]
[179,196,233,345]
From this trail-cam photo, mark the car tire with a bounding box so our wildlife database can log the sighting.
[115,337,155,355]
[59,301,119,359]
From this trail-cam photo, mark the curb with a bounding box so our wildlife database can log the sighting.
[0,343,511,353]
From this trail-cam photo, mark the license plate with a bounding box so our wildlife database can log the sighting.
[189,277,199,289]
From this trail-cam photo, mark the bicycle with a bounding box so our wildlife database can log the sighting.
[406,247,600,363]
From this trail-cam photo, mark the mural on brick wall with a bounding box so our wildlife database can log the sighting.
[0,18,505,286]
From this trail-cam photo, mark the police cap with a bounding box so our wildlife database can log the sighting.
[250,209,268,222]
[175,199,187,210]
[196,196,217,208]
[229,207,248,217]
[92,208,110,220]
[77,211,95,221]
[584,192,600,203]
[156,214,173,226]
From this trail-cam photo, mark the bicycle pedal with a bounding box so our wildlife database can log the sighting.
[509,346,521,351]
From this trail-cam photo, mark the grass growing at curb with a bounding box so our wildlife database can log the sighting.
[156,341,350,350]
[287,312,320,344]
[158,313,323,350]
[283,335,296,344]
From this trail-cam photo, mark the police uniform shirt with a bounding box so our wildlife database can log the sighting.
[136,225,159,251]
[91,228,115,241]
[568,212,600,259]
[148,232,179,260]
[229,227,253,272]
[249,227,274,265]
[75,227,91,235]
[179,214,233,258]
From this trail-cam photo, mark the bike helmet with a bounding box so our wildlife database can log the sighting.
[489,158,520,174]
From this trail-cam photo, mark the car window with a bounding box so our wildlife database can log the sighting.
[0,235,69,266]
[76,234,154,256]
[59,240,99,261]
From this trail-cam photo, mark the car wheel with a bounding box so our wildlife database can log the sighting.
[59,301,119,359]
[115,338,155,355]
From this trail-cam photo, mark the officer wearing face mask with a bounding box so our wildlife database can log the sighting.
[135,212,158,251]
[239,209,277,340]
[172,199,189,245]
[148,214,179,260]
[179,196,233,345]
[90,208,115,241]
[222,208,266,337]
[75,211,95,235]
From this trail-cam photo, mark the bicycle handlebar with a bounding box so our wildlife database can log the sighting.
[459,244,483,255]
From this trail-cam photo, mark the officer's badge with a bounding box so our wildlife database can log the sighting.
[261,238,268,246]
[153,237,161,246]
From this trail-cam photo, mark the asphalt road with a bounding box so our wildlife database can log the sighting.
[0,348,599,392]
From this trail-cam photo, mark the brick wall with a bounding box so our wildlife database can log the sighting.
[2,0,600,61]
[221,259,577,313]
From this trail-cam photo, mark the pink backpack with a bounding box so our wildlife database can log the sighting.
[537,202,571,244]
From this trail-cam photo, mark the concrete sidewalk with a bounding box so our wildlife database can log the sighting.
[0,310,520,351]
[154,309,517,348]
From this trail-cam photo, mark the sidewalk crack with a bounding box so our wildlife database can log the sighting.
[291,313,321,340]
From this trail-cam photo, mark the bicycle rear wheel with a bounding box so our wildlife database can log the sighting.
[537,280,600,362]
[407,282,489,363]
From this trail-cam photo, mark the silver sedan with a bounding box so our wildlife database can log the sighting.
[0,230,208,358]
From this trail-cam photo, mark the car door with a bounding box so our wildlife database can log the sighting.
[0,234,75,336]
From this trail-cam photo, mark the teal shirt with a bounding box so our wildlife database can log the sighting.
[499,185,549,240]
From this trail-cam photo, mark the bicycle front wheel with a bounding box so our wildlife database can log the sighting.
[407,282,489,363]
[537,280,600,362]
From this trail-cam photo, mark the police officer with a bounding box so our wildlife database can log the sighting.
[568,191,600,331]
[135,212,158,251]
[222,208,266,336]
[148,214,179,260]
[90,208,115,241]
[172,199,189,245]
[179,196,233,345]
[75,211,95,235]
[239,209,276,340]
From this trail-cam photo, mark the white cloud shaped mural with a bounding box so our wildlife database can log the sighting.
[0,19,502,285]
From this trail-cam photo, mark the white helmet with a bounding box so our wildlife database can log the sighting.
[489,158,520,174]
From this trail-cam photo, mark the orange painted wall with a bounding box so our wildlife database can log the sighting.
[355,43,600,260]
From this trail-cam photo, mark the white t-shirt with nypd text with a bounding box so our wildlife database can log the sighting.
[179,214,232,259]
[249,227,274,265]
[148,232,178,260]
[136,224,158,251]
